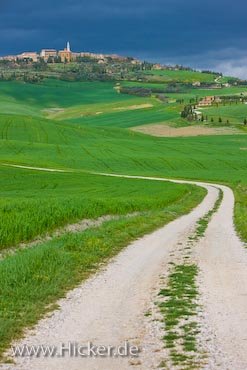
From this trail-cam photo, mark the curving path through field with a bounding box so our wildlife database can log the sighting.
[2,170,247,369]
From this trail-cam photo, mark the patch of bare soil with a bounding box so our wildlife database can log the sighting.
[131,124,242,137]
[43,108,65,115]
[113,103,153,112]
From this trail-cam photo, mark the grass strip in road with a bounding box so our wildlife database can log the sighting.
[159,264,201,369]
[194,188,223,240]
[0,186,205,360]
[158,189,222,368]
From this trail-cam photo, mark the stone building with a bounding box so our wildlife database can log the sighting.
[58,42,72,62]
[18,52,39,62]
[40,49,57,61]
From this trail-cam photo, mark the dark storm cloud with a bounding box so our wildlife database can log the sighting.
[1,0,247,77]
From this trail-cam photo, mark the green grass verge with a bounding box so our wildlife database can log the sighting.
[0,185,205,359]
[234,184,247,244]
[0,167,197,250]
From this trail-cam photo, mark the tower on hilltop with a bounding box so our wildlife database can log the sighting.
[58,41,72,62]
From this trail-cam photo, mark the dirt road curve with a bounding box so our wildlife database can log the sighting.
[2,173,247,370]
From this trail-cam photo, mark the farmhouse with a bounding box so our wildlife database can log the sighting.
[192,81,201,87]
[198,96,221,107]
[198,96,214,107]
[153,64,163,70]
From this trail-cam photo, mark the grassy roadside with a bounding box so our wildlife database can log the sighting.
[234,184,247,244]
[0,167,194,250]
[0,185,205,360]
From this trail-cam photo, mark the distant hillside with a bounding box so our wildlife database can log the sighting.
[0,54,245,85]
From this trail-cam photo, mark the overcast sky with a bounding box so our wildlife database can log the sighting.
[1,0,247,77]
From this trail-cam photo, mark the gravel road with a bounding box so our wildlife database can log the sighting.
[2,173,247,370]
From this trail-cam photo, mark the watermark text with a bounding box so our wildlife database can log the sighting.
[12,341,140,358]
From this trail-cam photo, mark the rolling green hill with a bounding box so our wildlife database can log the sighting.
[0,80,136,116]
[203,103,247,125]
[1,78,247,129]
[143,69,218,82]
[0,113,246,182]
[1,110,247,246]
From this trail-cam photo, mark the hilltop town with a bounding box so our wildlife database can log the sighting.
[0,41,224,74]
[0,42,141,65]
[1,42,246,90]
